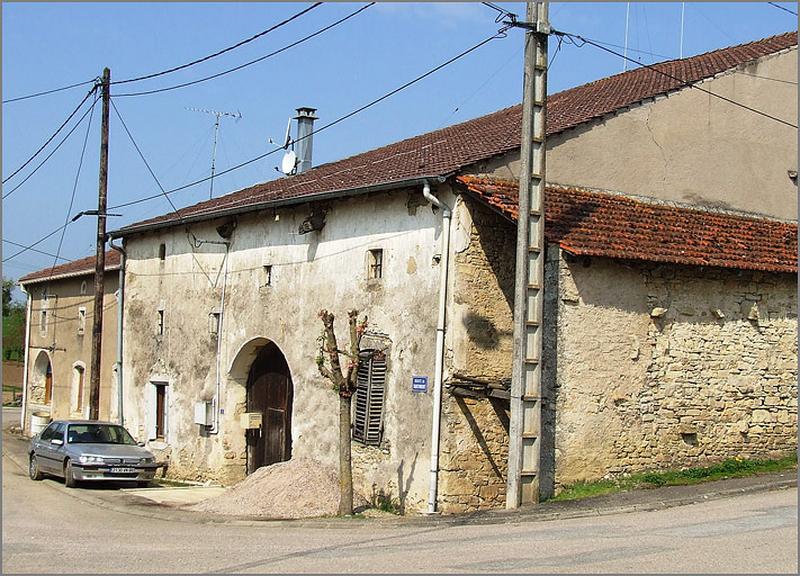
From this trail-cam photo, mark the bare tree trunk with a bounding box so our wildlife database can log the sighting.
[338,394,353,515]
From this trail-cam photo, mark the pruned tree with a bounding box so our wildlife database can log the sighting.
[316,309,367,515]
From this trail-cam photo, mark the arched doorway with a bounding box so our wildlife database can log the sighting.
[245,342,293,473]
[33,351,53,405]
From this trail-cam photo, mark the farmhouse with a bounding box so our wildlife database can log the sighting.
[20,32,798,512]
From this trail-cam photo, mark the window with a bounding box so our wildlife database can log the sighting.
[148,383,168,441]
[51,422,66,443]
[77,307,86,335]
[71,365,85,413]
[158,243,166,261]
[263,265,272,286]
[39,309,48,336]
[209,311,221,335]
[352,350,387,446]
[157,309,165,336]
[367,249,383,280]
[80,281,88,295]
[40,423,57,442]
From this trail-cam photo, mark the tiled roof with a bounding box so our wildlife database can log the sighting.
[19,250,121,285]
[456,175,797,274]
[118,32,797,234]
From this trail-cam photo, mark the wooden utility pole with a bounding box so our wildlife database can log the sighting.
[507,0,548,508]
[89,67,110,421]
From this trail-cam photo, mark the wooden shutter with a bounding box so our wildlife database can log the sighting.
[352,351,386,446]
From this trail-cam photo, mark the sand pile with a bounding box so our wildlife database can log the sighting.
[190,458,365,519]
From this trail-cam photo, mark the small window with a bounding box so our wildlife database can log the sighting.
[352,351,387,446]
[77,307,86,336]
[159,244,166,261]
[157,309,165,336]
[367,249,383,280]
[71,365,85,413]
[80,281,88,296]
[39,309,48,335]
[263,265,272,286]
[40,422,56,441]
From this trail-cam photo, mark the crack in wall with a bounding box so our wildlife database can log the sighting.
[644,107,668,193]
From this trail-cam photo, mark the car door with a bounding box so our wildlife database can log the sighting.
[38,422,66,475]
[33,423,56,473]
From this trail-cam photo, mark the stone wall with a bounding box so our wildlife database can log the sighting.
[441,197,515,511]
[554,253,798,488]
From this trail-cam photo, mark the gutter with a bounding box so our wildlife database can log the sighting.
[422,180,452,514]
[20,265,121,286]
[109,237,126,426]
[109,176,451,239]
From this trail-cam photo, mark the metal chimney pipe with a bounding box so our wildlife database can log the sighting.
[294,107,318,173]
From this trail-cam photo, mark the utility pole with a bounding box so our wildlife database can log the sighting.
[89,67,110,421]
[507,0,548,509]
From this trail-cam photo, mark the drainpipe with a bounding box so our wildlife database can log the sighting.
[19,284,32,433]
[109,237,126,426]
[210,242,230,434]
[423,180,452,514]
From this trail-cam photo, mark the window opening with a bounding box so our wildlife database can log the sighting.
[159,243,166,261]
[263,265,272,286]
[367,249,383,280]
[352,350,387,446]
[77,307,86,335]
[44,361,53,404]
[155,384,167,440]
[157,309,164,336]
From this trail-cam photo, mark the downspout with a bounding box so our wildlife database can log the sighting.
[109,237,126,426]
[423,180,452,514]
[210,242,230,434]
[19,285,32,433]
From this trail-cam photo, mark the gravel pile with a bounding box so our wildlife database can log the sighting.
[190,458,364,519]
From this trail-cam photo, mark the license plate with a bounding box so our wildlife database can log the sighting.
[110,467,137,474]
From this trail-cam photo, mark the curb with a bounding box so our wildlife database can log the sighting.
[3,437,796,529]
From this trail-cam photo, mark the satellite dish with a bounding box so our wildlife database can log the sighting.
[280,150,297,175]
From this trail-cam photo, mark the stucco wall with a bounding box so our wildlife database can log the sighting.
[121,187,453,512]
[553,253,798,487]
[476,48,798,220]
[23,275,119,431]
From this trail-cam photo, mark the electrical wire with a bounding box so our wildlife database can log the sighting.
[114,3,374,98]
[2,79,96,105]
[108,28,506,211]
[112,3,323,86]
[768,2,798,17]
[3,91,99,200]
[42,93,99,294]
[2,86,97,184]
[559,31,798,130]
[3,223,69,263]
[2,240,70,262]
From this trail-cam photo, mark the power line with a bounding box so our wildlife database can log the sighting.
[42,93,99,293]
[109,28,506,212]
[2,86,97,184]
[2,240,70,262]
[3,91,99,200]
[114,3,375,98]
[768,2,798,17]
[559,31,798,130]
[3,223,69,263]
[2,79,95,105]
[112,3,323,86]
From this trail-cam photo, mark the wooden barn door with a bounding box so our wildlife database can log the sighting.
[246,344,293,473]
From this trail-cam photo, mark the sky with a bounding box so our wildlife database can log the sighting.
[2,2,796,296]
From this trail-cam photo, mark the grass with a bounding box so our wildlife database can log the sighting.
[550,454,798,502]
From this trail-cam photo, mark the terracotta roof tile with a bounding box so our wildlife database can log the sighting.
[456,175,797,274]
[119,32,797,234]
[19,250,121,285]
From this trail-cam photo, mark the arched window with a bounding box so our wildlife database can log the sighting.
[71,365,85,414]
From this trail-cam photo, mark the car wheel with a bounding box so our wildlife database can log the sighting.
[29,454,43,481]
[64,460,77,488]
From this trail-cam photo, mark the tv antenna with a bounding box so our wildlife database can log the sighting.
[186,107,242,199]
[268,116,298,176]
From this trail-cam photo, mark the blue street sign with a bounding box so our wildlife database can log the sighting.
[412,376,428,393]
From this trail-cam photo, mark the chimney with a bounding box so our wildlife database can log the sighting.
[294,107,318,174]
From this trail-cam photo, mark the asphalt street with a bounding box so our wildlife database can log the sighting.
[2,435,797,574]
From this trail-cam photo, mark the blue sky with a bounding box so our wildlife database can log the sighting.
[2,2,796,289]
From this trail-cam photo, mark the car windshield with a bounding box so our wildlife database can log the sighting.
[67,424,137,445]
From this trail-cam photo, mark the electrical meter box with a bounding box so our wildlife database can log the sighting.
[240,412,263,429]
[194,402,213,427]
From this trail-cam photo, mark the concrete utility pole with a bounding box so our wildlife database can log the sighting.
[89,68,110,421]
[507,0,548,509]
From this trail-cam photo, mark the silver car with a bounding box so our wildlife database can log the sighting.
[29,420,158,488]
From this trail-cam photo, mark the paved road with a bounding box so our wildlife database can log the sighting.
[2,447,796,574]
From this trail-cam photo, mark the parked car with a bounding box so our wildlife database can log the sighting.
[29,420,158,488]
